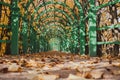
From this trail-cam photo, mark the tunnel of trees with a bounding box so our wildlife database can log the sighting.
[0,0,120,57]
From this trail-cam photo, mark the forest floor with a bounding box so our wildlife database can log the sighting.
[0,51,120,80]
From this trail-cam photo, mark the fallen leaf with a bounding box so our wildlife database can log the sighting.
[90,68,106,79]
[26,60,37,67]
[31,74,59,80]
[8,63,21,72]
[66,74,88,80]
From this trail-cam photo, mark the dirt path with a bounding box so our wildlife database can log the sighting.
[0,51,120,80]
